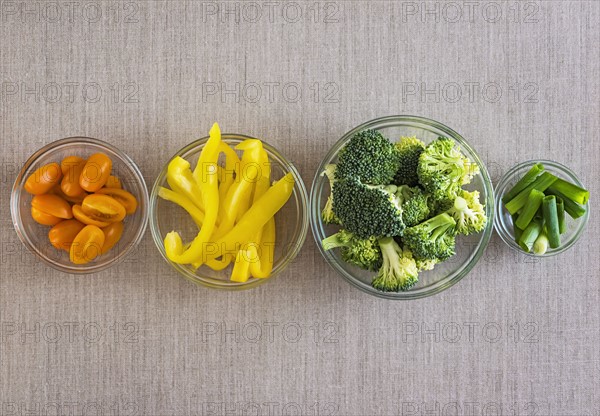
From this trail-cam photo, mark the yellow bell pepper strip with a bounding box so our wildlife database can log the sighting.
[249,216,276,278]
[217,141,241,202]
[164,123,222,264]
[201,254,233,271]
[158,187,205,227]
[253,146,271,203]
[213,140,262,239]
[200,172,294,264]
[230,248,253,282]
[166,156,204,210]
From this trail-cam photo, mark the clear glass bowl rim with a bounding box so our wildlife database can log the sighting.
[309,114,495,300]
[10,136,150,274]
[493,159,590,257]
[149,134,309,290]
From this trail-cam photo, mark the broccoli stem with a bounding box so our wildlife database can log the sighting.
[548,178,589,205]
[542,195,561,249]
[515,189,545,230]
[518,218,543,252]
[505,172,558,215]
[556,197,566,234]
[545,188,586,219]
[502,163,545,203]
[322,233,345,250]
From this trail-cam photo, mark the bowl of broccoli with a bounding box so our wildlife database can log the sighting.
[310,115,494,299]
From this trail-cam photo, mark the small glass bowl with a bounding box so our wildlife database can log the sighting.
[149,134,309,290]
[310,115,495,300]
[10,137,150,274]
[494,160,590,257]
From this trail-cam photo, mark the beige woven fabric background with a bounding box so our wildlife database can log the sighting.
[1,1,599,415]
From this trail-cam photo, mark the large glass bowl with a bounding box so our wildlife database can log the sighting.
[150,134,309,290]
[494,160,589,257]
[310,115,495,300]
[10,137,150,274]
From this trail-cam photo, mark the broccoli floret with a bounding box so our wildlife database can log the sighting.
[417,137,468,201]
[394,136,426,186]
[415,257,439,271]
[332,178,405,238]
[322,229,382,271]
[396,185,431,227]
[403,212,457,260]
[335,129,400,185]
[461,155,480,185]
[321,164,340,224]
[371,237,419,292]
[446,190,487,235]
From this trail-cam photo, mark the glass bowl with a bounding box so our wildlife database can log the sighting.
[150,134,309,290]
[494,160,589,257]
[309,115,495,300]
[10,137,150,274]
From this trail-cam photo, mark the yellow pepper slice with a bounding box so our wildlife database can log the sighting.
[200,172,294,264]
[166,156,204,210]
[218,142,241,202]
[164,123,222,264]
[213,139,262,239]
[230,248,253,282]
[158,187,205,227]
[249,216,276,278]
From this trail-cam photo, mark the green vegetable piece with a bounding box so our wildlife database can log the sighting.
[505,172,558,215]
[335,129,399,185]
[393,136,425,186]
[502,163,545,203]
[533,231,549,255]
[542,195,561,249]
[372,237,419,292]
[549,177,589,205]
[320,164,340,225]
[321,229,382,271]
[518,218,543,252]
[511,213,522,243]
[515,189,545,230]
[556,197,566,234]
[545,188,586,219]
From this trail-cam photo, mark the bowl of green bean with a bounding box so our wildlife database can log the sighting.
[494,160,590,256]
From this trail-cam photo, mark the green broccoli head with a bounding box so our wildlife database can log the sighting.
[446,190,487,235]
[335,129,400,185]
[321,164,340,224]
[393,136,426,186]
[371,237,419,292]
[461,155,480,185]
[332,178,405,239]
[403,212,457,261]
[415,257,439,271]
[396,185,431,227]
[321,229,382,271]
[417,137,467,201]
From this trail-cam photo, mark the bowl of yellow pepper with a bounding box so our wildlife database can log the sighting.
[149,123,309,290]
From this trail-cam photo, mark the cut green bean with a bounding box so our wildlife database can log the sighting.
[542,195,560,249]
[515,189,545,230]
[546,188,586,219]
[549,177,589,205]
[533,231,549,255]
[505,172,558,215]
[556,197,566,234]
[502,163,545,203]
[518,218,543,252]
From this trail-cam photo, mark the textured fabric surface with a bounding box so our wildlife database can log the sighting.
[1,1,599,415]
